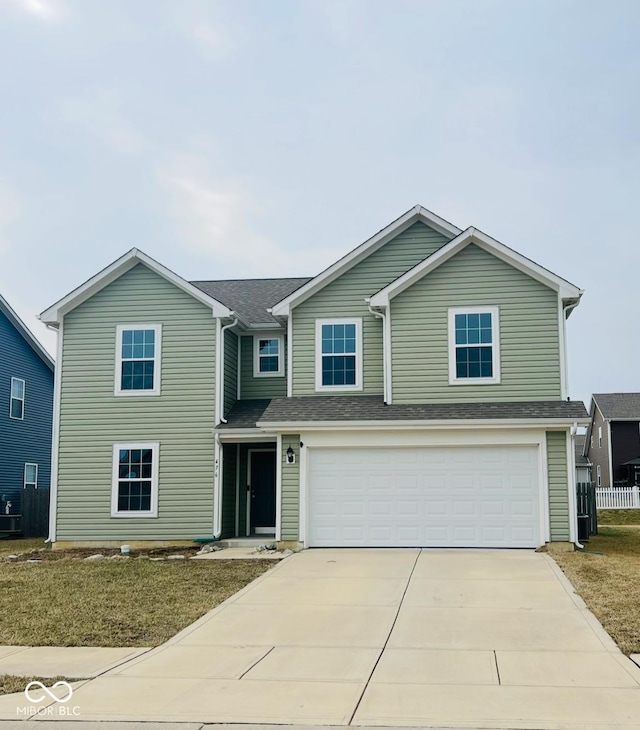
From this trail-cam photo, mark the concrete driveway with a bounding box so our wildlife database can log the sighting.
[18,549,640,728]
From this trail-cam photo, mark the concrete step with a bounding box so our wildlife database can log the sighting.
[216,537,276,548]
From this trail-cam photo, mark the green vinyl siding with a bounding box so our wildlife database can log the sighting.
[56,263,216,541]
[391,244,561,403]
[292,221,450,396]
[239,335,287,399]
[281,435,300,541]
[224,330,238,416]
[221,443,237,539]
[547,430,570,541]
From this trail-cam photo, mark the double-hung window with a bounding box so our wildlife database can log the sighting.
[315,318,362,391]
[598,426,603,448]
[115,325,161,396]
[597,464,602,487]
[253,334,284,377]
[10,377,25,419]
[111,443,159,517]
[24,463,38,489]
[448,307,500,385]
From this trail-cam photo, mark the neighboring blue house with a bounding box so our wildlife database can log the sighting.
[0,294,54,517]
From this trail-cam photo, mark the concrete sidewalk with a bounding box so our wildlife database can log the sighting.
[2,549,640,728]
[0,646,149,678]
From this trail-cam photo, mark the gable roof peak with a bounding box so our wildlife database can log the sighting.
[0,293,54,370]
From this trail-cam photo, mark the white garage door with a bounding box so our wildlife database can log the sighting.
[308,445,540,548]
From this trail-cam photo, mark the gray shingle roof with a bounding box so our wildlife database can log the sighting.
[593,393,640,420]
[191,278,311,326]
[574,434,590,465]
[219,396,589,429]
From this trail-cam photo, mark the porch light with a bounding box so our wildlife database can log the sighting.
[286,446,296,465]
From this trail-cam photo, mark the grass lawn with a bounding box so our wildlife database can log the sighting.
[0,540,273,647]
[554,525,640,655]
[0,675,82,697]
[597,509,640,525]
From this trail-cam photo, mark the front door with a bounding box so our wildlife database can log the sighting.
[249,450,276,534]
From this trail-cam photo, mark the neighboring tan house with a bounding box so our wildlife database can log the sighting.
[0,294,54,520]
[585,394,640,488]
[574,434,592,484]
[40,205,589,550]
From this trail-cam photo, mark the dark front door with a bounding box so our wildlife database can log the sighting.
[249,450,276,532]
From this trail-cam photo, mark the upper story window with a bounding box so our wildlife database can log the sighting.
[115,325,161,396]
[253,334,284,377]
[111,443,158,517]
[448,307,500,385]
[315,318,363,391]
[24,463,38,489]
[598,426,603,448]
[10,377,25,419]
[596,464,602,487]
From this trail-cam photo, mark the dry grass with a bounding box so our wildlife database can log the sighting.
[598,509,640,525]
[0,557,272,647]
[0,675,82,697]
[0,538,49,558]
[554,525,640,655]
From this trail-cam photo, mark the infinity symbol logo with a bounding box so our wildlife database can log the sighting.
[24,681,74,704]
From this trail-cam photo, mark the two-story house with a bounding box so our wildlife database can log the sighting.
[0,294,55,521]
[585,393,640,488]
[40,206,589,550]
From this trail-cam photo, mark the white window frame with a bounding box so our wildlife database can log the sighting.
[315,317,363,392]
[253,333,284,378]
[597,464,602,487]
[448,306,501,385]
[598,426,603,448]
[24,463,38,489]
[111,442,159,518]
[9,377,25,420]
[114,324,162,397]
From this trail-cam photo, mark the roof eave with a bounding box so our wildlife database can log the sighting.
[256,417,590,430]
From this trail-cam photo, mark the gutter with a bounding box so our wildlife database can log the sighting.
[255,417,592,431]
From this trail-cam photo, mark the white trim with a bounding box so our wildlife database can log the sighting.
[314,317,363,392]
[258,418,590,431]
[598,425,603,448]
[558,298,567,399]
[47,320,63,542]
[287,315,293,397]
[9,377,25,420]
[447,307,501,385]
[24,463,38,489]
[370,227,583,308]
[0,294,54,370]
[607,420,613,487]
[215,318,222,425]
[385,304,393,404]
[111,442,159,518]
[300,428,549,549]
[271,205,461,316]
[276,435,282,541]
[253,332,284,378]
[566,429,577,544]
[114,324,162,397]
[247,448,277,534]
[40,248,232,325]
[215,431,277,443]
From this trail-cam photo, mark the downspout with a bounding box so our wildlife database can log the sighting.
[367,304,389,404]
[45,321,62,544]
[213,432,222,539]
[570,421,584,549]
[217,317,238,425]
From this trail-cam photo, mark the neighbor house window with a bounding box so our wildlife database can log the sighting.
[10,378,25,419]
[115,325,161,396]
[253,334,284,377]
[315,318,362,391]
[448,307,500,384]
[597,464,602,487]
[598,426,603,448]
[111,443,159,517]
[24,463,37,489]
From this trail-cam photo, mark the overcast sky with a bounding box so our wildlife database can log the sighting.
[0,0,638,406]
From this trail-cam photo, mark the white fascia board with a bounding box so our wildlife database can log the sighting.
[270,205,461,316]
[256,417,591,431]
[0,294,55,370]
[370,227,583,308]
[39,248,233,325]
[215,429,277,442]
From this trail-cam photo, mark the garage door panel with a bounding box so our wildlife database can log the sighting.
[308,445,540,548]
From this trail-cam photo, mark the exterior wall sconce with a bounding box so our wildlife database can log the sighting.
[286,446,296,465]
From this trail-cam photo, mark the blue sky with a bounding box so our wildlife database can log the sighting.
[1,0,638,405]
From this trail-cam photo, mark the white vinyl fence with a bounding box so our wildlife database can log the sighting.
[596,486,640,509]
